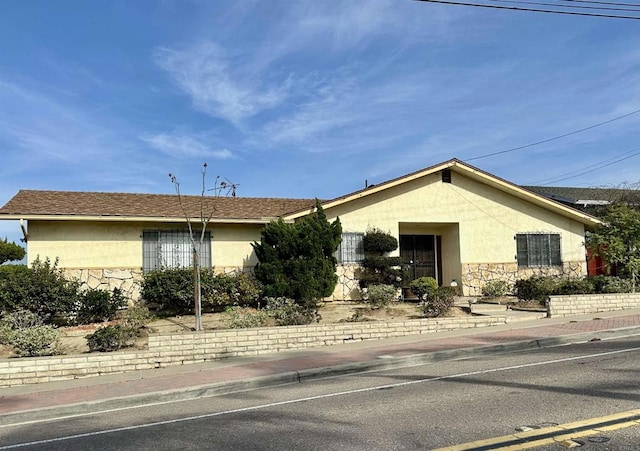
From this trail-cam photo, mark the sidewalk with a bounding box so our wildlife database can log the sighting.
[2,309,640,426]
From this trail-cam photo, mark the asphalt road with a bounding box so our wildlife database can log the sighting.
[2,335,640,450]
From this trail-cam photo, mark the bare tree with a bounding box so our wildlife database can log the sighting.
[169,163,238,331]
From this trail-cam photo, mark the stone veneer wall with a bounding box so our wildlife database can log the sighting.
[462,261,585,296]
[547,293,640,317]
[333,264,362,301]
[0,315,508,387]
[64,268,143,303]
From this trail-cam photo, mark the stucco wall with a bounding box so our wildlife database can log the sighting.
[322,172,588,295]
[27,220,262,270]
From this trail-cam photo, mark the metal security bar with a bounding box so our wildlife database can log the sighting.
[335,232,365,264]
[143,230,211,271]
[516,233,561,267]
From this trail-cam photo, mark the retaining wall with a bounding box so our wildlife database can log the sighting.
[0,316,507,387]
[547,292,640,317]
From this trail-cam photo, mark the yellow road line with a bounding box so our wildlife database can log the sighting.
[432,409,640,450]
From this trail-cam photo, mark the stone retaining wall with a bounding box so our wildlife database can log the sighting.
[0,316,507,387]
[547,292,640,317]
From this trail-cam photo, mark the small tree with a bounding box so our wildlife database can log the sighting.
[586,204,640,292]
[169,164,238,331]
[0,238,25,265]
[252,201,342,308]
[358,228,403,288]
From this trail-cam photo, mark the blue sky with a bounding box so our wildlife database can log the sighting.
[1,1,639,246]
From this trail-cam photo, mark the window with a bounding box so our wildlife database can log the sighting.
[142,230,211,271]
[516,233,561,267]
[335,232,365,264]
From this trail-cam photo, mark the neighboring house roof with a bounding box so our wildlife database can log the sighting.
[523,186,640,207]
[0,190,316,224]
[284,158,602,227]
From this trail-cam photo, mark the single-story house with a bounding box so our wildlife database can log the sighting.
[0,159,602,300]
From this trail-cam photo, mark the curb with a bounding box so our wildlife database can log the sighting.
[3,326,640,427]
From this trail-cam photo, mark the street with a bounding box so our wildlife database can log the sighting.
[2,335,640,450]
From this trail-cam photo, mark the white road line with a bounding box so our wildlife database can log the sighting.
[2,345,640,449]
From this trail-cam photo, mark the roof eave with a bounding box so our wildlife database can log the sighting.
[0,214,281,225]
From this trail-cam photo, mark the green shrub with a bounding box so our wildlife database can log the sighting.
[481,280,511,298]
[358,229,403,289]
[10,325,60,357]
[253,202,341,306]
[75,288,126,324]
[410,277,439,301]
[202,272,262,309]
[265,297,319,325]
[141,268,262,315]
[418,287,456,317]
[364,284,397,309]
[553,278,594,295]
[223,306,269,329]
[0,309,44,329]
[86,325,137,352]
[0,323,13,345]
[140,267,194,314]
[514,276,559,302]
[118,303,152,329]
[589,276,633,294]
[362,228,398,254]
[0,259,81,321]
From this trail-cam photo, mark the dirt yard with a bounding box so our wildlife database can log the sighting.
[0,301,471,359]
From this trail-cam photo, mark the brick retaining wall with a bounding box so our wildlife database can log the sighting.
[0,316,507,387]
[547,293,640,317]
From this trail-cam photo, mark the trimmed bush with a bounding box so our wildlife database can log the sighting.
[0,259,81,321]
[119,303,152,329]
[481,280,511,298]
[410,277,439,302]
[223,306,269,329]
[418,287,456,318]
[141,268,262,315]
[10,326,60,357]
[589,276,633,294]
[362,228,398,254]
[359,229,403,289]
[514,276,559,302]
[76,288,126,324]
[265,297,319,325]
[364,284,397,309]
[86,325,137,352]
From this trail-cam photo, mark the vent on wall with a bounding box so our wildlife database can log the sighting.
[442,169,452,183]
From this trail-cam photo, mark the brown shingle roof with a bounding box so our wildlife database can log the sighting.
[0,190,316,221]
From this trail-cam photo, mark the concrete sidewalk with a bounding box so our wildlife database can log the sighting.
[2,309,640,427]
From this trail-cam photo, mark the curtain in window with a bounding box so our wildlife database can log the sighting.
[143,230,211,271]
[335,232,365,264]
[516,233,561,267]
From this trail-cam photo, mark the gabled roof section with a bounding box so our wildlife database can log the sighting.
[284,158,603,227]
[0,190,316,224]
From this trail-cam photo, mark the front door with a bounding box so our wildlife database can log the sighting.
[400,235,441,285]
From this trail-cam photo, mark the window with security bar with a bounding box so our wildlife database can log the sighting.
[335,232,365,264]
[516,233,561,267]
[142,230,211,271]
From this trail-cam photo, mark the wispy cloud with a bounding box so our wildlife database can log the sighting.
[154,42,291,124]
[141,131,233,159]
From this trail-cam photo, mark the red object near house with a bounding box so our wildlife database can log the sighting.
[586,246,616,276]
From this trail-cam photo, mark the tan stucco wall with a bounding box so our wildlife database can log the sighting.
[27,220,262,270]
[322,172,587,296]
